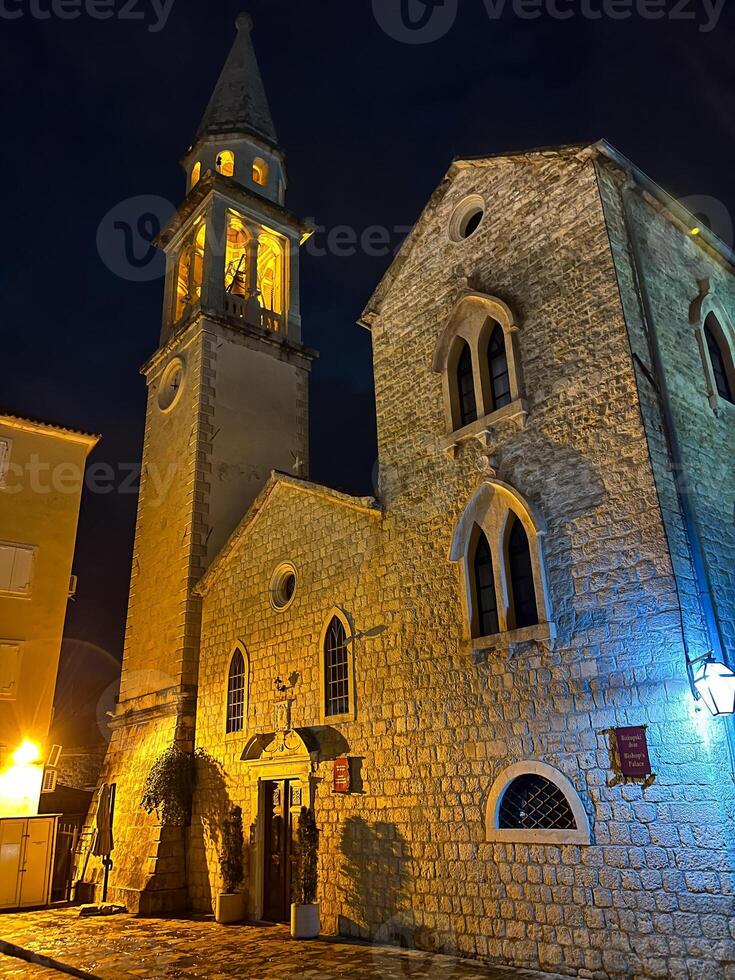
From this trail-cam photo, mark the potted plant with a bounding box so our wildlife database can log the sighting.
[291,806,320,939]
[216,805,245,924]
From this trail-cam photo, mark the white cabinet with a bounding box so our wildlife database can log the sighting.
[0,815,58,909]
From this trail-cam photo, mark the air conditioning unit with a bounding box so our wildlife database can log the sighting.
[46,744,62,768]
[41,768,58,794]
[68,575,78,598]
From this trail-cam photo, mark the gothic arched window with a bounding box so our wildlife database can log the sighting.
[472,528,499,638]
[190,161,201,189]
[225,649,246,734]
[705,313,734,404]
[507,516,539,630]
[455,340,478,428]
[324,616,349,718]
[486,322,511,412]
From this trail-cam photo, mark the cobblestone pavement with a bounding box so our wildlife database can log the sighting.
[0,909,569,980]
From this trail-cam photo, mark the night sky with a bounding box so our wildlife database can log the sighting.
[2,0,733,738]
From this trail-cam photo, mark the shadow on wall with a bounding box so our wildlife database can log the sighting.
[189,751,235,912]
[338,816,414,946]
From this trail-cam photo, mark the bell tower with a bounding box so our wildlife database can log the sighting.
[89,15,315,913]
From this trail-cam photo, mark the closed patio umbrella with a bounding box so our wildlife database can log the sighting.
[93,783,114,857]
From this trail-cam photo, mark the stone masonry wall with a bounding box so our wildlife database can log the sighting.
[190,148,735,979]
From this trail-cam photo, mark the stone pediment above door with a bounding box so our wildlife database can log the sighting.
[240,726,349,765]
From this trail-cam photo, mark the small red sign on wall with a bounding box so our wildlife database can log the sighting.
[333,757,350,794]
[614,726,652,778]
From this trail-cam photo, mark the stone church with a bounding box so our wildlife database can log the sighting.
[85,15,735,978]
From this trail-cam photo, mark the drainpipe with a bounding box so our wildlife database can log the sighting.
[619,179,735,771]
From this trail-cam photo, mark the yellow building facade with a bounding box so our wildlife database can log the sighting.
[0,414,98,817]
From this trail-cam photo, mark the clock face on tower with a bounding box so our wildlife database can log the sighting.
[158,358,185,412]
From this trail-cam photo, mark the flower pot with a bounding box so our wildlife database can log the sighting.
[290,902,320,939]
[215,892,244,925]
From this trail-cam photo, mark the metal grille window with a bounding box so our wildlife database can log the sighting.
[705,314,734,403]
[487,323,511,411]
[473,530,499,637]
[499,774,576,831]
[324,616,349,717]
[225,649,246,734]
[456,341,478,427]
[508,516,538,629]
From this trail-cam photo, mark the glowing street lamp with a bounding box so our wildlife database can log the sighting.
[13,740,40,767]
[690,655,735,717]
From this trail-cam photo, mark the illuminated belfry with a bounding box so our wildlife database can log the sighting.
[87,14,315,912]
[164,11,307,342]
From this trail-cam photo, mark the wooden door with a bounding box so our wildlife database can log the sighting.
[262,780,294,922]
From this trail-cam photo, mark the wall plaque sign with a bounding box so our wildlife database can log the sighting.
[615,726,652,777]
[333,757,351,794]
[606,725,655,787]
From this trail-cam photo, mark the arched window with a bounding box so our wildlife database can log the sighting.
[455,340,477,428]
[433,293,525,440]
[705,313,734,403]
[257,231,285,316]
[216,149,235,178]
[472,528,499,637]
[507,515,539,630]
[174,220,206,322]
[190,161,201,189]
[451,480,553,644]
[324,616,349,718]
[224,212,252,297]
[486,322,511,412]
[225,649,246,734]
[486,761,591,844]
[252,157,269,186]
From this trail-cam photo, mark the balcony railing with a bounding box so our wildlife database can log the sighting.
[223,293,284,334]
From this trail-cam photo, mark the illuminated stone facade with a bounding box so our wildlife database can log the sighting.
[184,146,735,977]
[88,20,735,979]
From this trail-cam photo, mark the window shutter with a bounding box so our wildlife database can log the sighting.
[0,643,21,700]
[10,547,35,596]
[0,440,9,480]
[0,546,14,592]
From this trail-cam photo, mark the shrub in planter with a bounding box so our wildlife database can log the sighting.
[291,806,320,939]
[216,805,244,924]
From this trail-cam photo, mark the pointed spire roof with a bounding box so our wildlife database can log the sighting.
[196,13,278,147]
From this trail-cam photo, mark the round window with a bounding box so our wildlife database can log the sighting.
[270,563,297,611]
[158,358,185,412]
[449,196,486,242]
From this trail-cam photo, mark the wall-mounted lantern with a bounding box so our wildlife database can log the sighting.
[689,654,735,717]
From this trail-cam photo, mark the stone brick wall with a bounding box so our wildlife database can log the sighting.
[191,148,735,977]
[56,744,107,792]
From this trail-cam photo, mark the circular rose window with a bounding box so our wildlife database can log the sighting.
[270,562,297,611]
